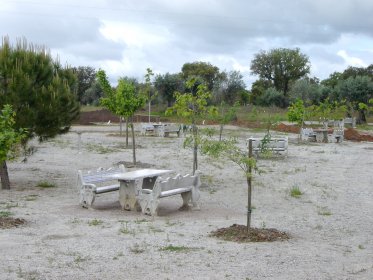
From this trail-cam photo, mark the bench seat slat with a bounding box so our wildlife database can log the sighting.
[159,187,192,198]
[94,184,120,194]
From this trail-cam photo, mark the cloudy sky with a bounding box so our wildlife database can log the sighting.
[1,0,373,88]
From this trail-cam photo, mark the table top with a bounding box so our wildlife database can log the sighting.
[108,169,173,180]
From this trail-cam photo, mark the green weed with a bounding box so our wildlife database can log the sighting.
[290,185,303,198]
[0,211,12,217]
[88,219,103,226]
[36,181,57,188]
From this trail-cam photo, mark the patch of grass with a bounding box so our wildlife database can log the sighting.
[290,185,303,198]
[113,251,124,260]
[148,225,165,233]
[36,181,57,188]
[85,143,118,154]
[119,222,135,235]
[209,188,217,194]
[317,207,332,216]
[358,244,365,250]
[130,244,146,254]
[0,211,12,217]
[24,194,39,201]
[159,244,199,252]
[88,219,103,226]
[69,218,82,224]
[4,202,19,209]
[134,218,148,224]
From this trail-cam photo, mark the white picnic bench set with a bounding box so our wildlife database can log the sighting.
[300,119,345,143]
[77,165,200,216]
[140,123,181,137]
[246,136,288,155]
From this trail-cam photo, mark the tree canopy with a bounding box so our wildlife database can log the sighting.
[250,48,310,98]
[0,37,79,189]
[0,37,80,140]
[181,61,223,91]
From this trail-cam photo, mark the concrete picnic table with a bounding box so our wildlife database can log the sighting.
[108,169,174,211]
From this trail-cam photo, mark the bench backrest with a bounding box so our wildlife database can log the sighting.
[152,174,199,197]
[247,137,288,151]
[163,124,181,132]
[78,164,126,185]
[141,123,155,131]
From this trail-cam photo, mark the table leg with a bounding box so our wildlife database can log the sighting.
[119,179,142,211]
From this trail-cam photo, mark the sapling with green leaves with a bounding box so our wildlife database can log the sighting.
[97,70,145,165]
[200,136,257,230]
[143,68,156,123]
[166,78,216,174]
[213,101,239,141]
[0,105,26,189]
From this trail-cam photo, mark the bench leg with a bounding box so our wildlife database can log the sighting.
[80,187,95,208]
[138,194,159,216]
[179,192,192,210]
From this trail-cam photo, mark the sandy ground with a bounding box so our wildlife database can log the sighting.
[1,124,373,280]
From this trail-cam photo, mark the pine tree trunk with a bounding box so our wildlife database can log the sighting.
[0,160,11,190]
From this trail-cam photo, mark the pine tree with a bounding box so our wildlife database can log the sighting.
[0,37,79,189]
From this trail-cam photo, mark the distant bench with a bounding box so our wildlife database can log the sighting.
[247,136,288,154]
[77,165,126,208]
[157,124,181,137]
[300,127,344,143]
[140,124,155,136]
[138,173,201,216]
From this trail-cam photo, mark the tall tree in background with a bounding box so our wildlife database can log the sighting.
[154,73,184,107]
[334,76,373,123]
[213,70,246,105]
[73,66,97,104]
[0,37,80,189]
[81,81,103,106]
[181,61,222,91]
[250,48,310,101]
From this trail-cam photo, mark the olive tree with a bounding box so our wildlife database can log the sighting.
[250,48,310,103]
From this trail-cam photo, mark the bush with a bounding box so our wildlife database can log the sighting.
[255,88,288,108]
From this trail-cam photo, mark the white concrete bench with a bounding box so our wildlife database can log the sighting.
[247,136,288,154]
[300,128,316,141]
[140,123,155,136]
[328,128,344,143]
[157,124,181,137]
[138,173,201,216]
[344,117,356,128]
[77,165,126,208]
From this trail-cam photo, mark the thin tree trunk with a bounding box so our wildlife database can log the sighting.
[125,117,129,147]
[192,124,198,175]
[0,160,11,190]
[246,139,253,231]
[219,124,223,141]
[131,118,136,166]
[119,117,123,136]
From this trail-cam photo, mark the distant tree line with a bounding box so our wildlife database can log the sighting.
[75,62,249,108]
